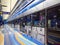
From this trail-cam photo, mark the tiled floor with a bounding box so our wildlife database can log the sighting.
[0,24,43,45]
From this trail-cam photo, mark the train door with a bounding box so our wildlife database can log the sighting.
[47,5,60,45]
[20,18,24,33]
[31,13,40,39]
[15,19,20,31]
[24,15,32,35]
[37,11,45,44]
[19,17,27,33]
[30,11,47,45]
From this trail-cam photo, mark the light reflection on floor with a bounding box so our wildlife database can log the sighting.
[0,25,41,45]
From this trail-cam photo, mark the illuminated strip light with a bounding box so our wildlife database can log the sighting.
[11,0,23,15]
[12,0,34,17]
[16,0,45,17]
[11,1,28,16]
[8,0,33,20]
[13,1,29,15]
[8,0,34,20]
[12,0,37,16]
[8,0,45,21]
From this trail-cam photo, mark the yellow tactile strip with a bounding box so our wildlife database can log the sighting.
[0,32,4,45]
[15,33,26,45]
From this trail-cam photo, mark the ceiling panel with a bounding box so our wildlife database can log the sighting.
[1,0,10,12]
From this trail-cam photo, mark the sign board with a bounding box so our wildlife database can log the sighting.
[31,27,37,39]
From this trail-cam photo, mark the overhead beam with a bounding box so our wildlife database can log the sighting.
[0,11,10,14]
[2,12,10,14]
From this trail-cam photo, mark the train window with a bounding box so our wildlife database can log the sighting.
[31,12,40,27]
[47,5,60,30]
[26,15,31,26]
[20,17,27,33]
[47,8,57,30]
[39,11,45,28]
[57,6,60,28]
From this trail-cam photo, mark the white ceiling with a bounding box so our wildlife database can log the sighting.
[1,0,17,12]
[1,0,17,20]
[1,0,10,12]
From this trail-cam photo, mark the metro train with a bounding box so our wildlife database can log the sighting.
[7,0,60,45]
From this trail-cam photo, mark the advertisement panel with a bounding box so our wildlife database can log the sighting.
[31,27,37,39]
[36,27,45,35]
[25,26,31,35]
[36,27,45,45]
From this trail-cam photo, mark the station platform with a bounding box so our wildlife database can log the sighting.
[0,24,43,45]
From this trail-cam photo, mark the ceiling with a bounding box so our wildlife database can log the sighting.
[1,0,17,20]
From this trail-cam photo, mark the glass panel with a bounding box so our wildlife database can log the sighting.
[47,5,60,45]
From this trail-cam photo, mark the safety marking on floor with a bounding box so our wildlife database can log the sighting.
[15,33,26,45]
[15,32,37,45]
[0,32,4,45]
